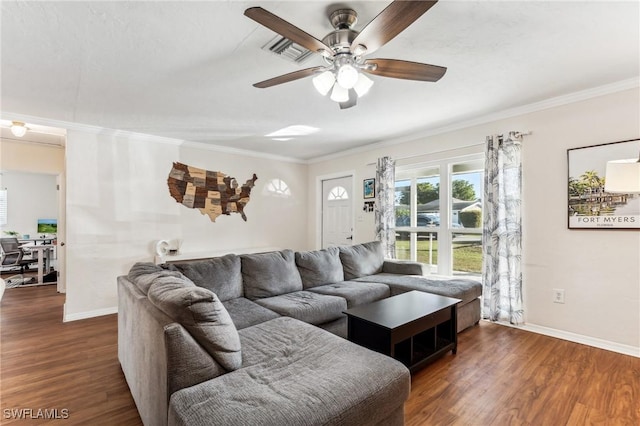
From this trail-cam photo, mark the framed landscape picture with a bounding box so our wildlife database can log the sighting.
[567,139,640,229]
[363,178,375,199]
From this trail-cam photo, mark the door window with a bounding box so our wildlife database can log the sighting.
[328,186,349,200]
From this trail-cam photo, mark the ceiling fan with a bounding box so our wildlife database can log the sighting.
[244,0,447,109]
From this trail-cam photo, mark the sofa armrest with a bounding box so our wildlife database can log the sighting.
[382,260,429,276]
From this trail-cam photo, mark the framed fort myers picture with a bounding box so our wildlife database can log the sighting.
[567,139,640,229]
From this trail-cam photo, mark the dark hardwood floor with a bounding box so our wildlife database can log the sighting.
[1,285,638,425]
[406,321,640,425]
[1,285,141,425]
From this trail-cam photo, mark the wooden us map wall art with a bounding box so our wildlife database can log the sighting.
[167,162,258,222]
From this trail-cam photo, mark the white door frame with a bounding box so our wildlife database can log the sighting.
[315,171,356,249]
[56,172,66,293]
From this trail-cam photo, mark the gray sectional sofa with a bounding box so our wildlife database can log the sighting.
[117,241,482,426]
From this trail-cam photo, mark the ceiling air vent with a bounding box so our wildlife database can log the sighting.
[262,35,314,64]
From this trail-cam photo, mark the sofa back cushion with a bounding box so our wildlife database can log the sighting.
[148,277,242,372]
[241,250,303,300]
[339,241,385,280]
[166,254,243,301]
[128,262,192,294]
[295,247,344,289]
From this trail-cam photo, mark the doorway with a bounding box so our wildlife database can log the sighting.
[0,122,66,296]
[321,176,354,248]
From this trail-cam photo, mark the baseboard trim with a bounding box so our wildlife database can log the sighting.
[63,305,117,322]
[490,320,639,358]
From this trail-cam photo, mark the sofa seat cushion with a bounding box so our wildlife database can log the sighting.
[168,317,410,426]
[339,241,385,280]
[222,297,280,330]
[295,247,344,289]
[307,281,390,308]
[166,254,243,301]
[254,291,346,325]
[353,273,482,304]
[148,281,242,371]
[241,250,303,300]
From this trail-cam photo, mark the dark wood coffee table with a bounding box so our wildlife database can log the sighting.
[343,290,461,373]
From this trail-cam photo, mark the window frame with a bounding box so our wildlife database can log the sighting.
[395,153,484,276]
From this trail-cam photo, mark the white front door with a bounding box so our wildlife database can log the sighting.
[322,176,353,248]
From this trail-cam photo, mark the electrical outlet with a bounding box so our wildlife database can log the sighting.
[553,288,565,304]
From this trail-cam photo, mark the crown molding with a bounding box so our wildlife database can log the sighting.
[0,112,306,164]
[307,77,640,164]
[2,77,637,166]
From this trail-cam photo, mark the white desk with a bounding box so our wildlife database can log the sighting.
[19,237,56,245]
[28,245,56,285]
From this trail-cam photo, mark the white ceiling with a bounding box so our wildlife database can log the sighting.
[1,1,638,161]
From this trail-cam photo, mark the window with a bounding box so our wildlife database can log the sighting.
[0,190,6,226]
[265,178,291,197]
[395,155,484,276]
[327,186,349,200]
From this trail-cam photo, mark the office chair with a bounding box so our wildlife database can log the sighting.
[1,237,37,287]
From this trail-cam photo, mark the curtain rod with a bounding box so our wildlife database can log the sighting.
[366,131,532,166]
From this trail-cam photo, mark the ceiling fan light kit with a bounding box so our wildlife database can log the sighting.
[336,63,359,89]
[330,84,350,103]
[353,73,374,97]
[312,70,336,95]
[245,0,446,109]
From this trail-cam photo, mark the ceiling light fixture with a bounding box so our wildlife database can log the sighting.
[313,64,374,105]
[330,84,349,103]
[10,121,28,137]
[265,125,319,138]
[353,73,374,97]
[246,3,447,110]
[312,71,336,96]
[336,63,359,89]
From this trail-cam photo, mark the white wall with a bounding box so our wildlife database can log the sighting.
[308,87,640,352]
[0,138,65,175]
[64,130,308,320]
[0,171,58,237]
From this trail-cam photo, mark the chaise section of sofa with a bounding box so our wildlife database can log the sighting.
[169,317,410,426]
[339,241,483,332]
[352,273,482,332]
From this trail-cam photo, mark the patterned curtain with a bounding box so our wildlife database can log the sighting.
[375,156,396,259]
[482,132,523,324]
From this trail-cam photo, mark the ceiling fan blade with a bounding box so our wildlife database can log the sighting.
[245,7,333,57]
[350,1,438,56]
[253,66,324,89]
[363,59,446,82]
[339,90,358,109]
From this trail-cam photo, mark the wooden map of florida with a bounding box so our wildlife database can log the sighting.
[167,162,257,222]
